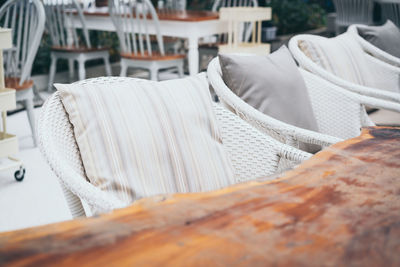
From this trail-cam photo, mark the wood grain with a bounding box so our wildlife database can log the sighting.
[4,77,33,91]
[0,127,399,266]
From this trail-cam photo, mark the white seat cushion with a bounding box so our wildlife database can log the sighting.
[55,74,235,205]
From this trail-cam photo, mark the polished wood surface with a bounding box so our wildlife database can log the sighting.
[4,77,33,91]
[1,127,399,266]
[82,9,219,22]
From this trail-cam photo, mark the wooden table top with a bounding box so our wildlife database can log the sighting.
[1,127,400,266]
[82,9,220,22]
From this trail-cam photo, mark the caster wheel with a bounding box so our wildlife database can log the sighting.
[14,168,25,182]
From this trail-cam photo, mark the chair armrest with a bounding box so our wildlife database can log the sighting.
[288,35,400,104]
[348,24,400,68]
[207,58,342,149]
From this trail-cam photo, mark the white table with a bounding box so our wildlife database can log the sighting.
[66,8,228,75]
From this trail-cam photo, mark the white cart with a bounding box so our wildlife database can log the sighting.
[0,28,25,181]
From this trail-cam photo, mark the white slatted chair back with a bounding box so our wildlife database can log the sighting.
[0,0,45,84]
[212,0,257,11]
[160,0,186,11]
[109,0,165,57]
[42,0,91,49]
[218,7,271,55]
[333,0,374,29]
[212,0,258,43]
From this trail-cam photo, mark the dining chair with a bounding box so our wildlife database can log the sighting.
[109,0,185,80]
[199,0,258,70]
[157,0,187,55]
[332,0,374,34]
[218,7,271,55]
[38,76,311,218]
[289,34,400,104]
[43,0,112,92]
[0,0,46,146]
[207,57,400,150]
[159,0,186,11]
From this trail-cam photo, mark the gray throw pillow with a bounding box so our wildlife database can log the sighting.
[218,46,319,132]
[358,20,400,58]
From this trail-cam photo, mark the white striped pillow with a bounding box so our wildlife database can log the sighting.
[56,74,235,205]
[299,33,377,88]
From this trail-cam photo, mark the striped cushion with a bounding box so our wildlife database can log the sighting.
[56,74,235,205]
[299,34,377,87]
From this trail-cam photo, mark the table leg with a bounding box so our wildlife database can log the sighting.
[187,37,199,76]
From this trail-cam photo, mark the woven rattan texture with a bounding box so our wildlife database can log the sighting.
[38,76,311,217]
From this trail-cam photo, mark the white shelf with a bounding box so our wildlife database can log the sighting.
[0,133,18,158]
[0,88,16,111]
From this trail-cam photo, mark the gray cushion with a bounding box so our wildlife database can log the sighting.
[358,20,400,58]
[218,46,319,132]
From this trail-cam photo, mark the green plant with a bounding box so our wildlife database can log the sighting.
[266,0,326,35]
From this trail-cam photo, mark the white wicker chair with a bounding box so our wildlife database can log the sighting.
[207,57,400,149]
[37,76,311,218]
[289,34,400,104]
[347,24,400,68]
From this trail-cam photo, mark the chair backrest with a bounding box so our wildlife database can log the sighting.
[333,0,374,26]
[0,0,45,84]
[109,0,165,56]
[159,0,186,11]
[212,0,257,11]
[218,7,270,55]
[38,76,310,217]
[42,0,91,49]
[212,0,258,43]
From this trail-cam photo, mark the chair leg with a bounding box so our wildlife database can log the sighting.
[177,63,184,78]
[48,55,57,92]
[68,59,75,82]
[24,97,37,147]
[78,58,86,80]
[104,56,112,76]
[120,61,128,77]
[149,66,158,81]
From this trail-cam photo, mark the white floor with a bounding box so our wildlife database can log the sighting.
[0,95,399,233]
[0,108,72,232]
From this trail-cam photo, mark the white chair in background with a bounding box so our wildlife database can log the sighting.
[0,0,46,146]
[109,0,184,80]
[159,0,186,11]
[218,7,271,55]
[199,0,258,70]
[289,34,400,104]
[43,0,112,92]
[37,76,311,218]
[207,57,400,149]
[347,24,400,68]
[332,0,374,34]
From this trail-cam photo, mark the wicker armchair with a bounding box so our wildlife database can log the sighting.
[38,77,311,218]
[347,24,400,68]
[207,57,400,149]
[289,34,400,104]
